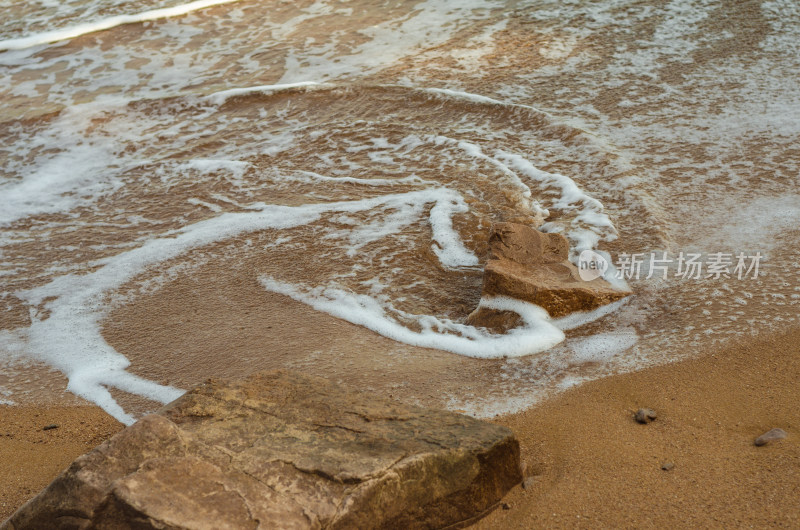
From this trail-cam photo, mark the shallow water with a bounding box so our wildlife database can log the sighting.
[1,0,798,423]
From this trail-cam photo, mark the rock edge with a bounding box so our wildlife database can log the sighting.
[4,370,522,530]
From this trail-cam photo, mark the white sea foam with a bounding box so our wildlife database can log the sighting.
[0,98,236,227]
[448,19,508,69]
[187,198,223,212]
[429,194,480,269]
[2,0,797,427]
[0,94,298,228]
[0,102,132,226]
[0,0,242,51]
[496,150,616,250]
[553,298,631,331]
[289,170,431,187]
[259,282,566,359]
[569,328,639,363]
[0,2,511,112]
[429,135,540,217]
[425,87,509,106]
[278,0,504,83]
[204,81,325,105]
[693,194,800,257]
[493,150,629,288]
[0,82,631,423]
[156,159,250,187]
[1,188,478,422]
[417,85,609,142]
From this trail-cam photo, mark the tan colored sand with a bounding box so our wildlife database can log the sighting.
[2,328,798,527]
[0,406,122,522]
[474,328,800,528]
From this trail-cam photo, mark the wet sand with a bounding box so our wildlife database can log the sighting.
[2,326,798,526]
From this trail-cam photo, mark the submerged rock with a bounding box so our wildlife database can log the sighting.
[754,428,787,447]
[467,223,628,331]
[4,370,522,530]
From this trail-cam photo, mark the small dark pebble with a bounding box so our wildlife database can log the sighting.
[634,408,657,424]
[501,503,511,510]
[42,424,59,431]
[661,462,674,471]
[755,428,787,447]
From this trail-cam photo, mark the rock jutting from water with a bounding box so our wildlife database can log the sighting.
[4,370,522,529]
[467,223,629,332]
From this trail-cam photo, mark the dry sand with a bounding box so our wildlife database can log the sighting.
[475,327,800,528]
[1,327,798,527]
[0,406,122,522]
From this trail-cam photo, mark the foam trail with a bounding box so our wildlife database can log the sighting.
[3,189,476,422]
[553,297,631,331]
[0,0,242,51]
[276,0,503,83]
[429,195,480,268]
[433,135,542,217]
[496,149,616,251]
[494,150,628,289]
[424,87,508,106]
[260,281,566,358]
[441,138,625,288]
[291,170,433,187]
[0,102,131,226]
[419,86,561,124]
[205,82,327,105]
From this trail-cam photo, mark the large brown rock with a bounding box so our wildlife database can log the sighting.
[467,223,628,330]
[4,370,521,529]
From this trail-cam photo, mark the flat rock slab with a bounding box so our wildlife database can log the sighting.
[4,370,522,529]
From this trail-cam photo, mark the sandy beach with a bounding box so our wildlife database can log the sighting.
[0,406,122,521]
[3,326,797,526]
[476,327,800,528]
[2,0,800,526]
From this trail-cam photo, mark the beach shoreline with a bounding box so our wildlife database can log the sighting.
[2,326,798,526]
[475,326,800,528]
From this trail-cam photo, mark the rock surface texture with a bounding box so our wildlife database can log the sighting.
[467,223,628,330]
[3,370,522,529]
